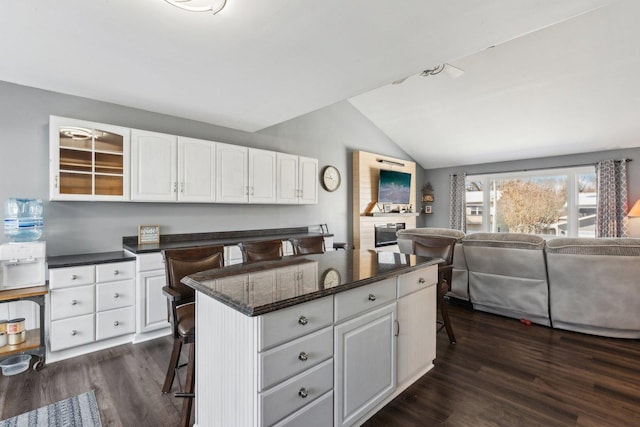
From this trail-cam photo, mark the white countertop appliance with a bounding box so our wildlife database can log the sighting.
[0,241,46,290]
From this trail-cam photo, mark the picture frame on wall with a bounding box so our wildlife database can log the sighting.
[138,225,160,244]
[424,206,432,214]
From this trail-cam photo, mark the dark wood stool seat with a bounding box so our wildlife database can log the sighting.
[333,242,348,250]
[290,236,326,255]
[239,239,283,263]
[162,245,225,427]
[413,235,457,344]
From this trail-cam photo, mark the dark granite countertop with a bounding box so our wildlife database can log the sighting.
[182,249,441,316]
[123,227,333,254]
[48,251,136,269]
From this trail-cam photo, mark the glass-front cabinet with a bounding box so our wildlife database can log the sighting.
[49,116,130,201]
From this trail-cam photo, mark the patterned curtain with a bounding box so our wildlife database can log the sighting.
[449,173,467,232]
[596,159,629,237]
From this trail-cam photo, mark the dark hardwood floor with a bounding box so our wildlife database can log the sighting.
[2,304,640,426]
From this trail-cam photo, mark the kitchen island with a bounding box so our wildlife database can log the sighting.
[183,249,440,427]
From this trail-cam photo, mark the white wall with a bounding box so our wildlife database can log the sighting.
[0,81,417,255]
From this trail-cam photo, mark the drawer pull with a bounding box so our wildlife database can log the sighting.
[298,352,308,362]
[298,316,308,326]
[71,274,78,280]
[113,270,119,275]
[71,330,78,336]
[71,299,78,306]
[368,294,377,301]
[113,293,120,299]
[298,388,308,399]
[113,321,120,327]
[418,278,426,284]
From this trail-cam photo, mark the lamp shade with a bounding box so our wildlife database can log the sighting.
[628,199,640,217]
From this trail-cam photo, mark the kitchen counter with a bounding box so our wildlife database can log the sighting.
[122,226,332,254]
[182,249,440,316]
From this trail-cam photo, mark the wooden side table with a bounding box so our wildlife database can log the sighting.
[0,285,48,371]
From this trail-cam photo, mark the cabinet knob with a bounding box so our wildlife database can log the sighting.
[368,294,377,301]
[298,315,308,326]
[298,352,308,362]
[418,278,426,284]
[298,388,308,399]
[71,274,78,280]
[113,293,120,299]
[71,299,78,306]
[71,330,78,336]
[113,270,119,275]
[113,321,120,327]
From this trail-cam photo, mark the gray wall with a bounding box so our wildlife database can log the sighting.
[0,81,415,255]
[423,148,640,228]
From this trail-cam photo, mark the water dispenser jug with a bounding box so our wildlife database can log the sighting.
[4,198,44,242]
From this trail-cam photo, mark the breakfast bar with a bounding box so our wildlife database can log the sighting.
[183,250,440,427]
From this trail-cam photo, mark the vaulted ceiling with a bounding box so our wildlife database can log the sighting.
[1,0,634,169]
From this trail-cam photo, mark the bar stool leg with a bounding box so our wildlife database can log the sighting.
[179,342,196,427]
[439,279,456,344]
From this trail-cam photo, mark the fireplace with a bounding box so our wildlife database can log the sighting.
[374,223,406,247]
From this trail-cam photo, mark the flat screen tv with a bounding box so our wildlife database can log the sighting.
[378,169,411,204]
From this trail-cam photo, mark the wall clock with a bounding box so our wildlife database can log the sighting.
[322,165,341,192]
[321,267,341,288]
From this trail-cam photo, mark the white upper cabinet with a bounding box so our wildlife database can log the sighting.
[248,148,277,204]
[131,129,177,202]
[131,132,217,202]
[216,143,248,203]
[178,137,216,202]
[277,154,318,204]
[49,116,130,201]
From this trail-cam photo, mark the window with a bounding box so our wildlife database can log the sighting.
[466,166,596,237]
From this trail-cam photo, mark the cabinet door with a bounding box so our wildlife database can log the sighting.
[334,303,397,427]
[276,153,299,204]
[136,269,170,333]
[131,129,177,201]
[299,156,318,204]
[50,116,130,201]
[178,136,216,202]
[216,142,248,203]
[248,148,276,204]
[397,285,436,387]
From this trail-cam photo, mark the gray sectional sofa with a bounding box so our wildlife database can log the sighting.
[397,228,640,338]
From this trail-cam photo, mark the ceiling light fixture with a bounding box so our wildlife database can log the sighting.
[164,0,226,14]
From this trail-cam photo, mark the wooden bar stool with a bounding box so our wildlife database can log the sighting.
[238,239,283,263]
[289,236,326,255]
[161,245,225,427]
[413,235,457,344]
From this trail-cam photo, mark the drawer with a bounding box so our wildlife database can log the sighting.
[50,285,95,320]
[259,358,333,427]
[259,326,333,391]
[96,306,135,341]
[273,390,333,427]
[334,278,396,323]
[96,261,135,283]
[49,265,95,289]
[258,296,334,351]
[397,265,438,298]
[50,313,95,351]
[96,279,135,311]
[136,252,164,272]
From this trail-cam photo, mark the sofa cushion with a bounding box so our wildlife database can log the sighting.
[396,227,465,240]
[462,232,545,250]
[546,237,640,256]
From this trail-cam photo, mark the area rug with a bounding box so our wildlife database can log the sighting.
[0,390,102,427]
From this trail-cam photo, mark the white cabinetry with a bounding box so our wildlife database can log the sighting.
[47,261,135,361]
[49,116,130,201]
[178,136,216,202]
[276,153,318,204]
[396,267,437,387]
[132,252,171,340]
[217,143,277,204]
[130,129,177,201]
[334,280,397,427]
